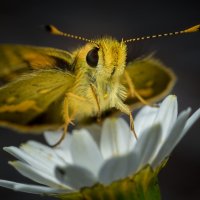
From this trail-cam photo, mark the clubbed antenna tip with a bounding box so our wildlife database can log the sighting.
[45,24,95,43]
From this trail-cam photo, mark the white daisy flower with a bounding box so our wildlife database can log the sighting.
[0,95,199,199]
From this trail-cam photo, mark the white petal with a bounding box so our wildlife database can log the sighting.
[9,161,70,189]
[21,141,66,170]
[14,184,64,194]
[114,118,136,152]
[44,130,73,151]
[182,108,200,135]
[54,149,73,164]
[44,131,73,164]
[153,95,178,142]
[85,123,102,146]
[55,165,96,189]
[49,133,73,164]
[98,151,137,184]
[70,129,103,176]
[135,106,158,137]
[44,130,65,147]
[100,118,135,160]
[134,124,162,171]
[0,180,63,194]
[3,146,53,175]
[151,108,191,168]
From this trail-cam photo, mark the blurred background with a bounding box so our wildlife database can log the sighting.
[0,0,199,199]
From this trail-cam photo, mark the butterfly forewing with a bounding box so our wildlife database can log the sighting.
[0,70,75,132]
[0,44,74,84]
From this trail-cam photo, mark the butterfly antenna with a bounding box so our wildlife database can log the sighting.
[124,24,200,43]
[45,25,95,43]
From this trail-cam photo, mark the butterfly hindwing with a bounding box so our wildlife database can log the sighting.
[122,56,176,110]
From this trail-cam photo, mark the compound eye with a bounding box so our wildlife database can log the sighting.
[86,47,99,68]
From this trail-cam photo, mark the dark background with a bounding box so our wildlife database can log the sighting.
[0,1,199,199]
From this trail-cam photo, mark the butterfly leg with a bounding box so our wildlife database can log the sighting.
[124,70,157,107]
[129,112,138,140]
[51,93,86,147]
[116,101,138,140]
[90,84,101,122]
